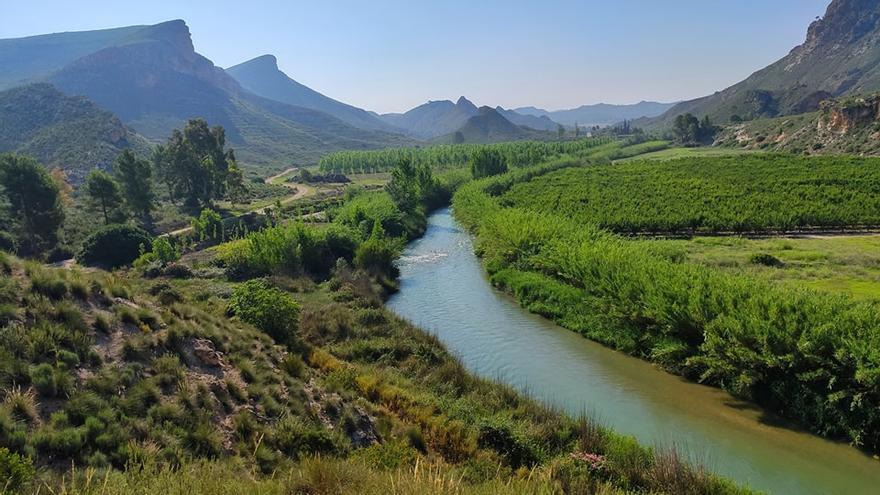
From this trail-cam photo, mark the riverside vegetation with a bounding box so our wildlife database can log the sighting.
[0,140,752,494]
[453,153,880,454]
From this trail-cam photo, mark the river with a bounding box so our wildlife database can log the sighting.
[386,208,880,495]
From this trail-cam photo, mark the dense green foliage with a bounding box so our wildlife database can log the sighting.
[503,154,880,234]
[228,279,300,345]
[0,153,65,255]
[470,148,508,179]
[455,155,880,453]
[672,114,717,146]
[77,224,152,269]
[151,119,243,208]
[318,138,612,173]
[218,222,360,280]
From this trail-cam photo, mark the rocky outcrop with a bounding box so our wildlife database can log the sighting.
[818,95,880,135]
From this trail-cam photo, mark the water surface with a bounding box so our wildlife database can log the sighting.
[387,208,880,495]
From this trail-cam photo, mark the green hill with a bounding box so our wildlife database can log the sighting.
[0,83,150,183]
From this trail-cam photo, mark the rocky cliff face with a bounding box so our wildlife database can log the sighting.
[818,95,880,135]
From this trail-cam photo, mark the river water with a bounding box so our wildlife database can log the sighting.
[386,208,880,495]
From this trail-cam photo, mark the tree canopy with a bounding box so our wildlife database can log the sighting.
[0,153,64,255]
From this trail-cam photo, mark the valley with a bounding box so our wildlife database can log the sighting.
[4,0,880,493]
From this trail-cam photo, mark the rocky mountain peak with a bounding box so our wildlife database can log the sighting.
[802,0,880,54]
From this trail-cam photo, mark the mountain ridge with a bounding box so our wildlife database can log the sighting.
[647,0,880,127]
[226,54,399,133]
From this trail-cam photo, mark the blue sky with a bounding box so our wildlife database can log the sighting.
[1,0,830,113]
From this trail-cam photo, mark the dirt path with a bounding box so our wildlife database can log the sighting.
[265,167,298,184]
[162,180,317,238]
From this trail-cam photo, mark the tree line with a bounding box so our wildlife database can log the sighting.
[0,119,245,259]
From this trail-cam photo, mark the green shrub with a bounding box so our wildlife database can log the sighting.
[29,269,68,300]
[354,226,400,278]
[192,209,223,241]
[228,280,300,345]
[78,225,152,269]
[135,237,181,268]
[0,447,34,491]
[749,253,784,267]
[270,416,342,459]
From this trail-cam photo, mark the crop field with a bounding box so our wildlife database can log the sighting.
[644,234,880,300]
[502,154,880,234]
[318,137,615,173]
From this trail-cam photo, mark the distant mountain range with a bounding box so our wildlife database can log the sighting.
[379,97,481,139]
[0,20,413,176]
[646,0,880,128]
[435,106,555,144]
[514,101,675,127]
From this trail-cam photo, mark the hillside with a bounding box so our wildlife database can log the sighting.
[379,96,480,139]
[649,0,880,127]
[716,93,880,155]
[515,101,674,126]
[434,106,551,143]
[0,83,150,182]
[495,107,559,131]
[226,55,399,133]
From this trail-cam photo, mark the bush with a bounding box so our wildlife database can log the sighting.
[192,209,223,241]
[471,148,508,179]
[354,227,400,278]
[0,447,34,491]
[750,253,784,267]
[0,231,16,253]
[134,237,180,268]
[78,225,152,269]
[228,279,300,345]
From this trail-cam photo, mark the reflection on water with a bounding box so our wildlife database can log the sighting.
[387,208,880,495]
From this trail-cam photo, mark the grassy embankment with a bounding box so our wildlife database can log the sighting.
[453,152,880,453]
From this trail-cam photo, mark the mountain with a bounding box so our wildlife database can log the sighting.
[226,54,398,133]
[0,25,145,91]
[0,20,413,172]
[435,106,552,144]
[379,96,480,139]
[515,101,675,126]
[495,107,560,131]
[649,0,880,127]
[0,83,150,183]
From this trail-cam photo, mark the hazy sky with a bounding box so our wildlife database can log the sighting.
[1,0,830,113]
